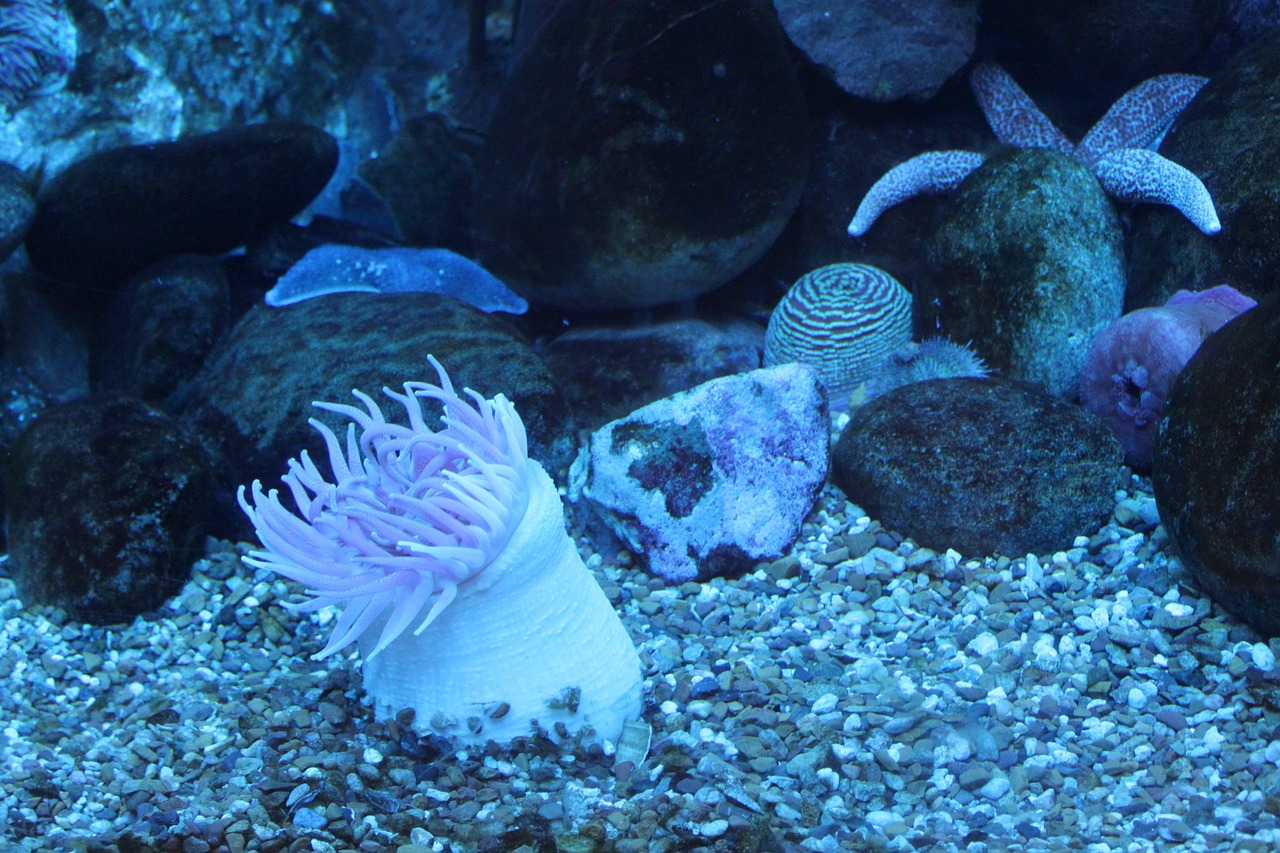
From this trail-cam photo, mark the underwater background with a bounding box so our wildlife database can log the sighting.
[2,0,1280,850]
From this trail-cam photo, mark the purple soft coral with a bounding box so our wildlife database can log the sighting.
[1080,285,1256,469]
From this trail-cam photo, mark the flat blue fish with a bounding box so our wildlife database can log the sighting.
[264,245,528,314]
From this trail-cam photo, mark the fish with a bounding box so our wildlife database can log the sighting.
[264,244,528,314]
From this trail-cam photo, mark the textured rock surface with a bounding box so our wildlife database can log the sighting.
[980,0,1224,109]
[5,397,215,623]
[542,317,763,431]
[1128,30,1280,308]
[584,364,828,582]
[832,377,1124,557]
[1153,295,1280,634]
[24,122,337,291]
[773,0,979,102]
[94,255,230,404]
[0,162,35,263]
[474,0,807,310]
[179,293,573,537]
[922,149,1125,397]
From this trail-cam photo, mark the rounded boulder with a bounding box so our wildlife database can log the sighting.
[473,0,807,310]
[1153,296,1280,633]
[832,376,1124,557]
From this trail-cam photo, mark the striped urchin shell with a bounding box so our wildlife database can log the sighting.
[764,263,913,403]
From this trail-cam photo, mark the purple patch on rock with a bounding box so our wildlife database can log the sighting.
[583,363,828,583]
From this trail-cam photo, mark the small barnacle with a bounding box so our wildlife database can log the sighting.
[466,716,483,735]
[554,721,570,740]
[488,701,510,719]
[428,710,456,732]
[546,686,581,713]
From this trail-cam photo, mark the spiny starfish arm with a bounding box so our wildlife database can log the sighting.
[847,150,987,237]
[1092,148,1221,234]
[969,61,1075,156]
[1076,73,1209,165]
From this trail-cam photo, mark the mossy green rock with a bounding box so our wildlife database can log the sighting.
[922,149,1125,397]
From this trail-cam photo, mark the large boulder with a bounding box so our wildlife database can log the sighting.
[474,0,808,310]
[5,397,215,623]
[832,376,1124,557]
[24,122,337,293]
[922,149,1126,397]
[1153,296,1280,633]
[583,364,828,582]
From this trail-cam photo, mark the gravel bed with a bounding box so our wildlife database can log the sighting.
[3,473,1280,852]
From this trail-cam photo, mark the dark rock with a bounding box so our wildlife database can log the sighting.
[93,256,230,404]
[774,0,979,102]
[1153,295,1280,634]
[0,368,49,546]
[541,317,764,430]
[358,114,476,251]
[24,122,338,293]
[980,0,1225,124]
[922,149,1125,396]
[474,0,807,310]
[178,293,573,538]
[5,397,216,623]
[832,377,1124,557]
[1128,30,1280,309]
[2,273,90,402]
[0,162,35,262]
[584,363,828,582]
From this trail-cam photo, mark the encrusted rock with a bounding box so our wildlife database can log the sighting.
[6,397,215,623]
[179,292,573,538]
[923,149,1125,397]
[1153,295,1280,633]
[832,376,1124,557]
[773,0,978,102]
[584,364,828,582]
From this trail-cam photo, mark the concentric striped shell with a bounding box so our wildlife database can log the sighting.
[764,263,913,405]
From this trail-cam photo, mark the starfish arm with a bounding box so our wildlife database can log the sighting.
[969,61,1075,156]
[1092,148,1221,234]
[1076,73,1209,165]
[847,150,987,237]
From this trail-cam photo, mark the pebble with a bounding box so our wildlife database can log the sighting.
[1,479,1277,852]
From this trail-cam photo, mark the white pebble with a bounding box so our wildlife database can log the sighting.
[1126,688,1147,710]
[981,776,1011,799]
[1251,643,1277,671]
[812,693,839,714]
[967,632,999,657]
[362,747,384,765]
[864,810,899,829]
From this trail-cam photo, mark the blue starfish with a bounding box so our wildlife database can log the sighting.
[848,62,1221,237]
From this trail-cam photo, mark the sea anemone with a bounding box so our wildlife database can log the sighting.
[1079,284,1256,470]
[238,356,642,745]
[0,0,77,106]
